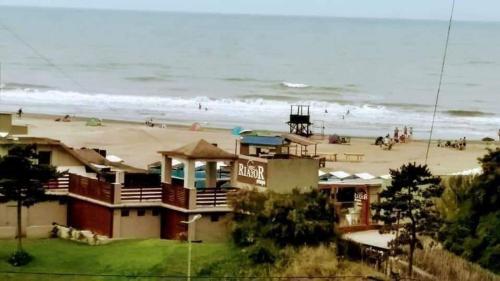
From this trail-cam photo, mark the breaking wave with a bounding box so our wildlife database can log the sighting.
[0,88,498,139]
[281,82,310,88]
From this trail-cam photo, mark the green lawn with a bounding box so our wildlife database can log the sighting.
[0,239,239,280]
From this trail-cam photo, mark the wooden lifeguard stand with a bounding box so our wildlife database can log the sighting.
[287,105,313,137]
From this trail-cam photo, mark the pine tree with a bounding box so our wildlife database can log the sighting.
[372,163,442,277]
[0,145,59,266]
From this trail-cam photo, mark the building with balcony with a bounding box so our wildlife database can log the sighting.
[319,171,385,232]
[1,137,238,242]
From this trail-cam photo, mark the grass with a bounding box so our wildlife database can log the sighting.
[0,239,388,281]
[413,248,500,281]
[0,238,239,280]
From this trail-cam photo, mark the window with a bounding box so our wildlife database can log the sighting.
[121,209,129,217]
[137,209,146,216]
[211,214,220,222]
[38,151,52,165]
[152,209,160,216]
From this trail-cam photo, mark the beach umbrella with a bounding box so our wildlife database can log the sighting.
[190,122,202,131]
[231,126,243,136]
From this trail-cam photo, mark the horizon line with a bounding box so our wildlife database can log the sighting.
[1,4,499,24]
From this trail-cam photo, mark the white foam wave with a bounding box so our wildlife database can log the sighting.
[0,88,497,139]
[281,82,310,88]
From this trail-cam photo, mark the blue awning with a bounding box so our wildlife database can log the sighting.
[241,136,285,146]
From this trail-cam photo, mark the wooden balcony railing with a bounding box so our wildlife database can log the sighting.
[162,183,190,209]
[44,174,70,190]
[68,174,114,204]
[121,187,162,202]
[196,187,236,208]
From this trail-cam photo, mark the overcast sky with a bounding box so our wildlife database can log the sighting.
[0,0,498,22]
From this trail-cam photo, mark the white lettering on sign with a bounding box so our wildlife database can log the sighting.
[355,192,368,201]
[237,160,267,186]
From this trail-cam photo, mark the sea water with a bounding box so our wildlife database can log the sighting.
[0,6,499,139]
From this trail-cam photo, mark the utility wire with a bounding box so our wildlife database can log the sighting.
[0,21,90,93]
[0,271,420,280]
[425,0,456,164]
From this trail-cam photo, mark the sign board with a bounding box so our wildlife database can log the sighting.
[237,158,267,187]
[355,191,368,201]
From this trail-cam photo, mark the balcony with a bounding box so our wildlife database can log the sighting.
[196,187,236,208]
[44,174,70,190]
[162,183,190,209]
[68,174,114,204]
[121,187,163,203]
[44,173,236,210]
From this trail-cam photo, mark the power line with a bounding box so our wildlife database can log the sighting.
[0,21,91,93]
[425,0,456,164]
[0,271,420,280]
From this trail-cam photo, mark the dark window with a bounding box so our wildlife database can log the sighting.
[121,209,129,217]
[211,214,220,222]
[152,209,160,216]
[38,151,52,165]
[137,209,146,216]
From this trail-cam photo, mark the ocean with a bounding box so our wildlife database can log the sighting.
[0,6,499,139]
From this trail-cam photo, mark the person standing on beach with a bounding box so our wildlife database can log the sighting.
[394,127,399,140]
[17,108,23,119]
[198,103,202,110]
[404,126,408,136]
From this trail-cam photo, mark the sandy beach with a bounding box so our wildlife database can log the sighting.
[14,114,497,176]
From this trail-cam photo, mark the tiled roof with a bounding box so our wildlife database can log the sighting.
[159,139,237,160]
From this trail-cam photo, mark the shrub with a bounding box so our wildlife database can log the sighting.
[276,245,339,277]
[439,148,500,273]
[247,240,277,264]
[8,250,33,266]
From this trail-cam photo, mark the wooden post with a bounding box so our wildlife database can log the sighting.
[364,185,370,226]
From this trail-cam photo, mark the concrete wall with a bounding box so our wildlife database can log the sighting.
[45,146,82,167]
[0,113,12,133]
[0,144,83,168]
[232,157,319,194]
[118,209,161,239]
[0,200,67,239]
[194,213,231,242]
[266,158,319,193]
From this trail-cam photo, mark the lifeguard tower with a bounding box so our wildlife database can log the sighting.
[287,105,313,137]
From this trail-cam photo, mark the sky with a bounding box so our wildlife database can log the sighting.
[0,0,498,22]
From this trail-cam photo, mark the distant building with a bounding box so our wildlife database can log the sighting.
[0,112,28,137]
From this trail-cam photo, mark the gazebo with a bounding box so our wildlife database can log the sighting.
[158,139,238,240]
[159,139,238,190]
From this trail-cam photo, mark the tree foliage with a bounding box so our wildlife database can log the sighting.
[372,162,442,276]
[439,148,500,273]
[0,145,58,206]
[229,188,336,264]
[0,145,59,265]
[437,175,474,221]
